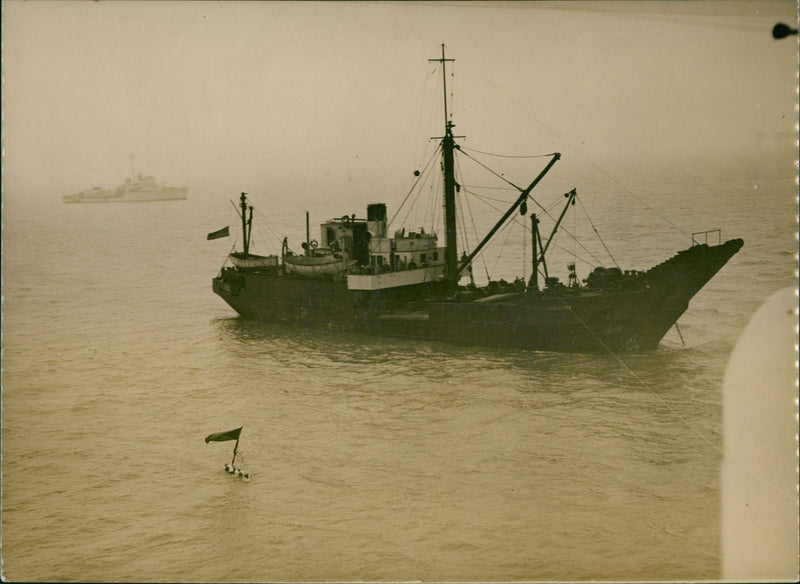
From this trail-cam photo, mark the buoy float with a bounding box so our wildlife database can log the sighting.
[223,464,250,480]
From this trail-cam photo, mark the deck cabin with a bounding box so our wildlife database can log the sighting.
[316,203,447,290]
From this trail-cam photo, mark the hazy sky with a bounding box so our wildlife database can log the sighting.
[2,1,797,202]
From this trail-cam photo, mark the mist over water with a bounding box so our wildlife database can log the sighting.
[2,1,797,201]
[2,1,798,581]
[2,155,796,580]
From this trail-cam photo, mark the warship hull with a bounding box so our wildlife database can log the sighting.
[116,187,188,202]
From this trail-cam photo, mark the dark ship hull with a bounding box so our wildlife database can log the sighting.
[213,238,743,353]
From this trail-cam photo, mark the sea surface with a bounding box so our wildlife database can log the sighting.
[1,157,796,582]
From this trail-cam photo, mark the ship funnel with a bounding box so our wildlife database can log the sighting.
[367,203,387,238]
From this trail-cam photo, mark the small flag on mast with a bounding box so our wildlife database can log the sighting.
[207,226,230,240]
[204,427,242,443]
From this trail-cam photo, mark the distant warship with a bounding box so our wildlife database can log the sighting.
[63,159,187,203]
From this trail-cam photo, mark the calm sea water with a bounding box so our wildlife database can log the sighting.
[1,157,796,581]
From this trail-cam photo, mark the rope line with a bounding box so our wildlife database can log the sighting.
[462,184,519,192]
[460,145,559,159]
[489,217,517,280]
[458,147,524,191]
[218,241,236,273]
[459,57,690,237]
[387,144,441,228]
[253,207,286,246]
[551,291,797,502]
[576,195,620,269]
[463,187,606,267]
[454,157,472,255]
[400,55,791,504]
[461,176,491,281]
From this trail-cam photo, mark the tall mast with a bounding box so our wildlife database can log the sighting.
[531,214,539,291]
[305,211,311,257]
[429,44,458,286]
[239,192,250,255]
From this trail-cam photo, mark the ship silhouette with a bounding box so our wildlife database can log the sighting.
[212,46,742,353]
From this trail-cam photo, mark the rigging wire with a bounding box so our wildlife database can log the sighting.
[544,196,565,213]
[457,162,491,281]
[454,157,470,254]
[548,240,600,270]
[456,196,471,261]
[253,207,286,246]
[463,187,606,267]
[227,197,286,255]
[387,51,784,504]
[449,61,456,127]
[218,241,237,273]
[460,145,559,159]
[458,146,569,221]
[400,179,429,229]
[461,189,521,203]
[410,62,437,176]
[431,177,441,236]
[459,57,690,237]
[576,195,620,268]
[453,56,787,493]
[457,146,566,230]
[427,147,448,234]
[228,198,275,247]
[488,217,518,280]
[458,147,526,191]
[462,184,518,192]
[418,163,443,231]
[401,165,440,231]
[387,144,441,228]
[421,175,434,232]
[550,290,796,502]
[572,197,577,265]
[455,157,486,284]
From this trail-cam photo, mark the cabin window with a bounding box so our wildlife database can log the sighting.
[433,252,439,261]
[420,253,426,263]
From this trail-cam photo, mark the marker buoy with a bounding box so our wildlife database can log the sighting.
[223,464,251,480]
[206,427,249,479]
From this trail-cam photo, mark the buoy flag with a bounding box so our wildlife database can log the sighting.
[204,427,242,443]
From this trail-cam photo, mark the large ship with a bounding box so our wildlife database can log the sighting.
[211,46,742,353]
[63,168,187,203]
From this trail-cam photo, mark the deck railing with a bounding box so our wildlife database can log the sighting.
[691,229,721,246]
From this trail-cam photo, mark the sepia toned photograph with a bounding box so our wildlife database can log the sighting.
[2,1,797,581]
